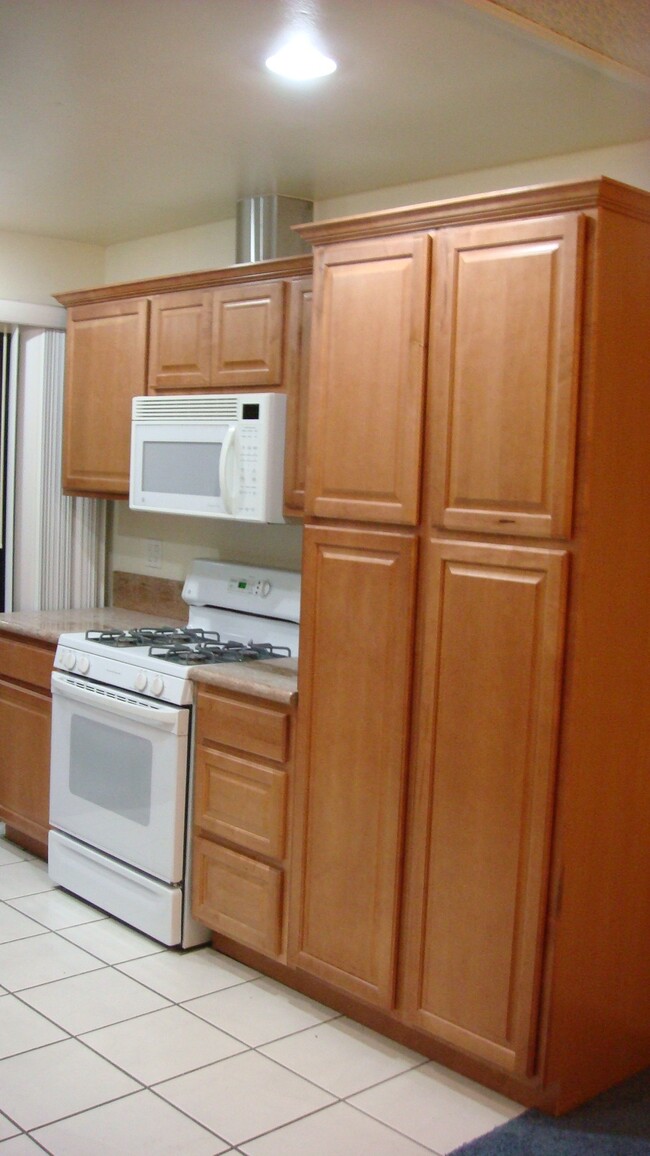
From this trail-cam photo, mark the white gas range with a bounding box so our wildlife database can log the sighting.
[48,560,300,948]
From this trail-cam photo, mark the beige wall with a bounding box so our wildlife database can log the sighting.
[0,231,105,307]
[4,138,648,309]
[315,139,650,220]
[111,505,303,586]
[104,217,236,285]
[102,138,650,284]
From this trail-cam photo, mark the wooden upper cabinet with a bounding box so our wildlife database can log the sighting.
[211,280,284,387]
[147,289,213,392]
[62,298,149,498]
[283,276,313,515]
[427,214,585,539]
[305,234,430,525]
[400,538,568,1075]
[289,524,417,1007]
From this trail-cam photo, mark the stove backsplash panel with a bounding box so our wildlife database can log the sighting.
[111,571,186,620]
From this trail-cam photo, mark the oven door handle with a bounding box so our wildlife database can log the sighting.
[51,671,187,734]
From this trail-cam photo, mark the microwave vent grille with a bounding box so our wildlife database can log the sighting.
[132,396,240,422]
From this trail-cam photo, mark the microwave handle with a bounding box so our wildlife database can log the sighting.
[219,424,240,515]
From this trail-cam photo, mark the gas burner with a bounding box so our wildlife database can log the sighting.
[86,627,222,649]
[147,640,293,666]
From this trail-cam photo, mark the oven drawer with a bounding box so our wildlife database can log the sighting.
[0,635,54,691]
[195,748,287,859]
[193,836,283,956]
[196,688,290,763]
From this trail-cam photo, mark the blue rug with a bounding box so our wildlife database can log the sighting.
[451,1067,650,1155]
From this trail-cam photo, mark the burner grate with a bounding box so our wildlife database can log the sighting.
[148,640,292,666]
[86,627,221,648]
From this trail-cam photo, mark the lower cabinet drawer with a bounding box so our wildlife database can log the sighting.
[193,837,283,957]
[0,636,54,691]
[196,688,290,763]
[195,748,287,859]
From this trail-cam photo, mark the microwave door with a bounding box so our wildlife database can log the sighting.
[130,422,228,516]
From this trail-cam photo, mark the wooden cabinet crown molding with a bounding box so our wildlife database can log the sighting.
[296,177,650,246]
[54,253,313,309]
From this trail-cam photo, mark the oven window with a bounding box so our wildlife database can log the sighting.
[70,717,152,826]
[142,441,221,496]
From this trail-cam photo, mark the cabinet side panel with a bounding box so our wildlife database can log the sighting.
[283,277,313,514]
[542,205,650,1109]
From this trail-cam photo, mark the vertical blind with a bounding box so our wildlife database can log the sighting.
[0,332,9,610]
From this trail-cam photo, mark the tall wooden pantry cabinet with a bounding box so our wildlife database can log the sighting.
[289,178,650,1113]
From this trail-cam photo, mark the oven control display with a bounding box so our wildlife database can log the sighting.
[228,577,272,598]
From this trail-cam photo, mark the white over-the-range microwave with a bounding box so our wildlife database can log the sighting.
[129,392,287,523]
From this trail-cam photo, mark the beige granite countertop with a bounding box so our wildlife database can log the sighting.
[0,609,298,705]
[190,657,298,705]
[0,608,185,646]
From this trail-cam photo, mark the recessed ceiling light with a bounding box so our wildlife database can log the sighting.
[265,32,337,80]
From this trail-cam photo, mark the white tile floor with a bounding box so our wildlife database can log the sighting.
[0,826,524,1155]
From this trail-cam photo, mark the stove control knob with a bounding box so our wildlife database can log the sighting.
[150,675,165,697]
[61,650,76,671]
[134,670,148,692]
[77,655,90,675]
[260,580,272,598]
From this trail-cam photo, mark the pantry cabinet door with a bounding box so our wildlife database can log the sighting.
[148,289,213,392]
[428,215,584,538]
[63,298,149,497]
[289,524,417,1008]
[305,234,430,525]
[400,538,568,1075]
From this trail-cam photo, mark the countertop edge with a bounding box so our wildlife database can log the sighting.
[0,610,298,704]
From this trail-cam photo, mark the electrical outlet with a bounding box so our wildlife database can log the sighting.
[146,539,162,569]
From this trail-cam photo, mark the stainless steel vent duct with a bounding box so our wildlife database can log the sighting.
[236,195,313,263]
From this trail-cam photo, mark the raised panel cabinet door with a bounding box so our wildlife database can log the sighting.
[0,679,51,847]
[428,214,585,538]
[283,276,313,515]
[305,234,430,525]
[400,538,568,1075]
[289,524,417,1008]
[193,836,284,956]
[62,298,149,497]
[148,289,212,391]
[211,280,284,387]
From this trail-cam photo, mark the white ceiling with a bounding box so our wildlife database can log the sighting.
[0,0,648,246]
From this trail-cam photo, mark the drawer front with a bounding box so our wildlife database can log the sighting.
[0,636,54,691]
[195,748,287,860]
[197,689,290,763]
[193,837,283,956]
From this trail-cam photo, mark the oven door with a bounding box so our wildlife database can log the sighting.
[49,671,190,884]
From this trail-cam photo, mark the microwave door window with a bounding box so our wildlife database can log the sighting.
[142,441,222,497]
